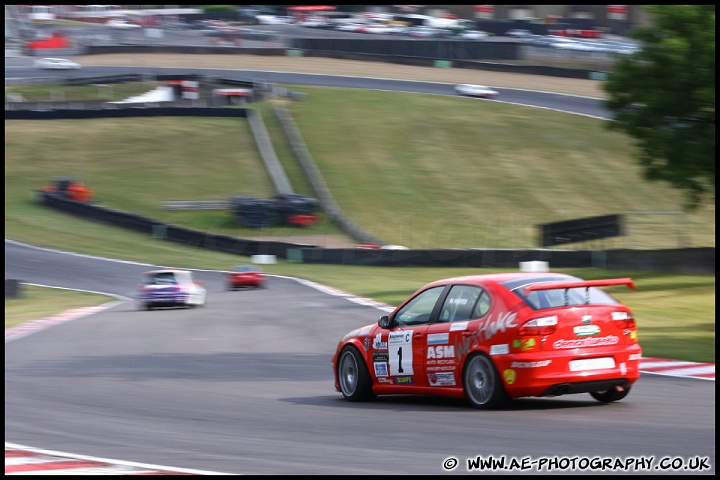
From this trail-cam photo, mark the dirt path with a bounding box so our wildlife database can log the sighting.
[74,53,605,248]
[78,53,606,98]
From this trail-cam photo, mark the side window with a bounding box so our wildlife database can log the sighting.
[439,285,486,323]
[473,289,491,318]
[394,286,444,326]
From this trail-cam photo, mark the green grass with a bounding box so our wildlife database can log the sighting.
[5,285,115,329]
[5,82,163,102]
[4,85,715,363]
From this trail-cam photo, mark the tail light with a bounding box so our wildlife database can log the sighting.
[519,315,558,336]
[612,311,636,328]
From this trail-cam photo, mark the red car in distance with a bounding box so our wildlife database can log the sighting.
[227,265,266,290]
[332,272,641,409]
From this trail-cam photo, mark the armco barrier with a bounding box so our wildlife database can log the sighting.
[33,191,714,273]
[5,107,248,120]
[81,45,602,79]
[12,88,713,274]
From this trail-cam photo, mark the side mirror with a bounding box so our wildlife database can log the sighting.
[378,315,391,328]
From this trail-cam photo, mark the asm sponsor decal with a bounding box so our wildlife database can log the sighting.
[374,362,389,377]
[510,360,552,368]
[428,372,456,386]
[427,345,455,359]
[553,335,619,349]
[427,333,449,345]
[395,375,414,384]
[427,342,456,367]
[574,325,600,337]
[503,369,517,384]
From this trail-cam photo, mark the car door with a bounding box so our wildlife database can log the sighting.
[379,285,446,388]
[425,284,491,388]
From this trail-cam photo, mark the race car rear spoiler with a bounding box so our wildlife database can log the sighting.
[523,278,636,296]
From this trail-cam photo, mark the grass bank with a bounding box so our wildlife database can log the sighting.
[4,85,715,363]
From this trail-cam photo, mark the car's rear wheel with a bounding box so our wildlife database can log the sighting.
[462,353,509,409]
[590,386,631,403]
[337,346,374,402]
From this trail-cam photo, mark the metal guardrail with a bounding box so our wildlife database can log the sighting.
[162,200,230,210]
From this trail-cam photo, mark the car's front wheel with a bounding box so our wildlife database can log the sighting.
[462,353,509,409]
[590,386,631,403]
[337,346,374,402]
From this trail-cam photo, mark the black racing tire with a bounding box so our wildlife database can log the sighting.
[590,386,631,403]
[337,346,375,402]
[462,353,509,409]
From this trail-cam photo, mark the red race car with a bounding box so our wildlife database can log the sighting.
[332,272,641,409]
[227,265,266,290]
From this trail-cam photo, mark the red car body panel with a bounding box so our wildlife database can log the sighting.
[332,272,642,407]
[227,266,266,289]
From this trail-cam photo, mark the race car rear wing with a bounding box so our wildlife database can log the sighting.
[523,278,636,297]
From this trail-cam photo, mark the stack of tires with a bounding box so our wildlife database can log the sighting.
[231,194,320,228]
[274,194,320,225]
[231,196,279,228]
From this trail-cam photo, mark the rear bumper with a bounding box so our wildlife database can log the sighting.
[539,378,631,397]
[140,293,188,305]
[496,345,642,398]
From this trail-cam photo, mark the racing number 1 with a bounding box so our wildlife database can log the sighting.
[388,331,413,376]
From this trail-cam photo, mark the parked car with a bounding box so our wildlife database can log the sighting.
[227,265,266,290]
[34,57,81,70]
[455,29,488,40]
[524,34,556,47]
[137,269,206,310]
[106,19,142,30]
[332,272,641,409]
[454,84,499,98]
[505,28,532,38]
[255,15,292,25]
[405,26,449,38]
[335,23,366,33]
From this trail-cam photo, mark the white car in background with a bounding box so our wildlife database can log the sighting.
[454,84,499,99]
[107,19,142,29]
[255,15,292,25]
[34,57,81,70]
[456,30,489,40]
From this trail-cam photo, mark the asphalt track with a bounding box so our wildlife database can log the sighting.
[5,64,715,475]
